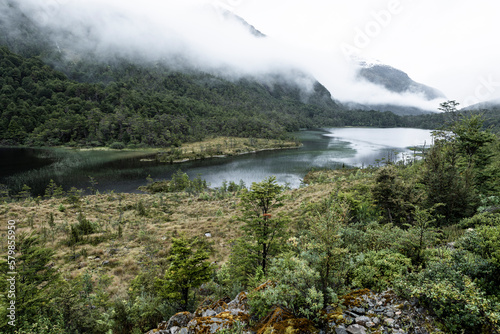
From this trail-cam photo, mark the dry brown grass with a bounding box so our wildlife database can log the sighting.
[0,169,367,299]
[158,136,300,163]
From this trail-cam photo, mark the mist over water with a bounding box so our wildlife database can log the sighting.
[323,127,433,166]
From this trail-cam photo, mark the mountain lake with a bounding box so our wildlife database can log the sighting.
[0,127,433,195]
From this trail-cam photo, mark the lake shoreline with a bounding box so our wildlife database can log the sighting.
[1,128,432,195]
[169,145,303,164]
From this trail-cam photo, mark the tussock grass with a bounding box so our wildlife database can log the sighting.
[157,136,300,163]
[0,169,361,299]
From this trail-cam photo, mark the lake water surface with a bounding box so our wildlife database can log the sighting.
[0,128,433,194]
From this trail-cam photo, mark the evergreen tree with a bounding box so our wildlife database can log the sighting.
[238,176,289,275]
[4,233,62,332]
[156,237,212,311]
[301,195,349,303]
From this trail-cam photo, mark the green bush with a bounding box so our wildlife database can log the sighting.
[351,249,411,291]
[248,254,336,321]
[109,141,125,150]
[395,260,500,333]
[455,227,500,294]
[459,213,500,228]
[75,211,97,235]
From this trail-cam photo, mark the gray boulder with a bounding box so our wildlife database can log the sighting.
[346,324,367,334]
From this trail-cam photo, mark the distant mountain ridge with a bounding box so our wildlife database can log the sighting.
[219,8,266,38]
[343,101,435,116]
[344,59,446,115]
[357,60,446,101]
[462,98,500,111]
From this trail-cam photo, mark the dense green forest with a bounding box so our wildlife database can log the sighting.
[1,114,499,333]
[0,45,415,148]
[2,44,499,149]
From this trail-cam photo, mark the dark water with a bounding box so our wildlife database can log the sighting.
[0,128,433,194]
[0,147,55,175]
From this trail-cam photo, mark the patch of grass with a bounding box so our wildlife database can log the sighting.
[0,176,343,299]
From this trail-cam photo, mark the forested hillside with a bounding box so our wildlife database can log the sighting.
[1,46,418,147]
[2,0,500,149]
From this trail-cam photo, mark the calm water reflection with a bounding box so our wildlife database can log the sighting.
[0,128,433,194]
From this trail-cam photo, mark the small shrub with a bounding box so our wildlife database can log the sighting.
[136,200,148,217]
[248,254,335,322]
[48,212,55,228]
[395,260,500,333]
[109,141,125,150]
[66,187,83,206]
[45,179,64,199]
[459,212,500,228]
[351,249,411,291]
[76,211,96,235]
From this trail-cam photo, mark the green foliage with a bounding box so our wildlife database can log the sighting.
[1,233,62,332]
[141,170,208,194]
[67,212,98,246]
[372,165,423,226]
[206,263,245,300]
[421,112,497,224]
[299,193,350,300]
[135,200,148,217]
[459,212,500,229]
[17,184,32,201]
[216,321,246,334]
[478,195,500,214]
[47,271,114,334]
[44,179,64,199]
[156,237,213,310]
[248,254,334,321]
[65,187,83,206]
[238,176,289,275]
[457,227,500,276]
[111,293,172,334]
[13,313,67,334]
[76,211,97,235]
[87,176,99,195]
[395,260,500,333]
[351,249,411,291]
[400,205,441,266]
[109,141,126,150]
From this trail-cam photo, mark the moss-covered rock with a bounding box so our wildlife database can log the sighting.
[253,306,319,334]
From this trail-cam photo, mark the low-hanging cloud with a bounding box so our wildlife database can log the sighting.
[6,0,449,111]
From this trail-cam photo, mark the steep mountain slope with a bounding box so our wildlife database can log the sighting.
[358,60,445,101]
[1,0,451,148]
[347,59,446,115]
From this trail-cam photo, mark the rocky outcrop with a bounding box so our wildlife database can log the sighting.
[145,292,250,334]
[252,306,318,334]
[146,288,444,334]
[326,289,444,334]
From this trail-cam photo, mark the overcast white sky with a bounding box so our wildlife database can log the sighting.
[16,0,500,108]
[232,0,500,107]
